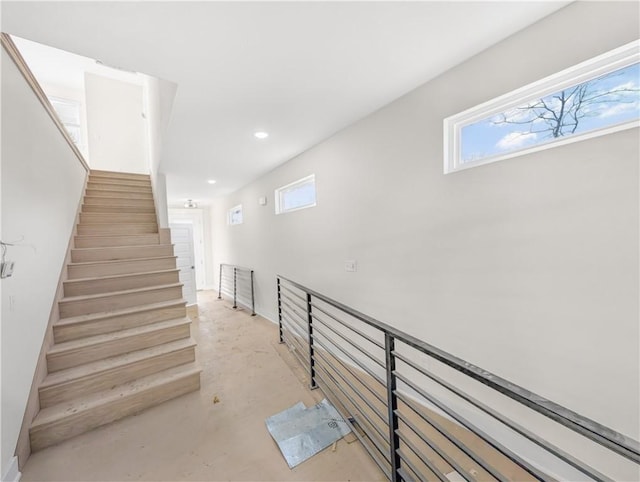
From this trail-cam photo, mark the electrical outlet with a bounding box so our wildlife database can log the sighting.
[1,260,14,279]
[344,260,357,272]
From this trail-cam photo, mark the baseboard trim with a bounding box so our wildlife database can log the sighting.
[2,456,21,482]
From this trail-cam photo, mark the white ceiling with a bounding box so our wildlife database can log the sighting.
[2,1,569,206]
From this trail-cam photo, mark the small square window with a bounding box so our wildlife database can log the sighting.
[228,204,243,225]
[275,175,316,214]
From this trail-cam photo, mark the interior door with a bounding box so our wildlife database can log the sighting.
[169,223,197,306]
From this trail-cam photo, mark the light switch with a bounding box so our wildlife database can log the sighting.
[345,260,357,272]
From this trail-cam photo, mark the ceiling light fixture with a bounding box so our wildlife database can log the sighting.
[207,179,217,184]
[184,199,198,208]
[254,131,269,139]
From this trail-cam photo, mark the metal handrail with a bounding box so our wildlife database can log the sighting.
[218,264,255,315]
[276,274,639,482]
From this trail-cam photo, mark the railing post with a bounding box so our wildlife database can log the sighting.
[385,333,401,482]
[277,278,284,343]
[306,292,318,390]
[217,264,223,299]
[233,267,237,309]
[250,270,256,316]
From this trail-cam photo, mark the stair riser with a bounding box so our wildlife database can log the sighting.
[54,303,186,343]
[77,224,158,236]
[82,204,156,214]
[87,177,152,188]
[85,190,153,200]
[74,234,160,248]
[90,170,150,181]
[59,285,183,318]
[83,196,156,207]
[64,271,180,297]
[86,183,152,193]
[47,322,191,372]
[30,371,200,451]
[80,213,157,224]
[40,346,195,408]
[71,245,173,263]
[68,257,177,279]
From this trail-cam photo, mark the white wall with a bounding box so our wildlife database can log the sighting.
[210,2,639,478]
[1,48,87,477]
[85,72,146,174]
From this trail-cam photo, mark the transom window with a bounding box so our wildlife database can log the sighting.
[444,40,640,174]
[275,174,316,214]
[228,204,243,225]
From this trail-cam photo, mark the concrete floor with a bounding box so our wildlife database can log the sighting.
[21,290,385,481]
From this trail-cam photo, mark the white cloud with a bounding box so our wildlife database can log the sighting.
[598,99,640,118]
[496,131,538,151]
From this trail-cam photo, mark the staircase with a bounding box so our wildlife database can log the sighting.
[29,170,201,451]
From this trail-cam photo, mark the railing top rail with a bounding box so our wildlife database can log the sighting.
[220,263,253,273]
[276,274,640,463]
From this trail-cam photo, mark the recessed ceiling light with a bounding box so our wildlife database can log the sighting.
[254,131,269,139]
[184,199,198,208]
[207,179,217,184]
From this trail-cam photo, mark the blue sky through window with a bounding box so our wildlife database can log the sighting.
[460,62,640,163]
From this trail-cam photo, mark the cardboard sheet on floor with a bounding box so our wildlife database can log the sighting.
[265,398,351,468]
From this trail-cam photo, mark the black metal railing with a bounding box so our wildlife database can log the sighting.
[276,275,639,482]
[217,264,255,315]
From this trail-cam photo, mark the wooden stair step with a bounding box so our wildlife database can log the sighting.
[63,269,180,297]
[39,338,196,408]
[58,283,184,318]
[82,204,156,214]
[86,182,152,193]
[47,317,191,372]
[77,223,158,236]
[71,244,173,263]
[30,364,201,451]
[67,256,178,279]
[80,212,157,224]
[85,189,153,200]
[87,177,151,188]
[83,196,155,207]
[89,170,150,181]
[74,234,161,248]
[54,299,187,343]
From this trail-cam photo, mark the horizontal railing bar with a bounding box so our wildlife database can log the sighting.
[318,385,392,481]
[395,411,477,482]
[280,316,308,344]
[281,308,308,337]
[395,372,549,482]
[220,263,253,273]
[312,312,385,369]
[393,351,611,482]
[310,324,386,387]
[396,466,416,482]
[314,348,388,424]
[281,291,307,313]
[281,320,308,350]
[280,298,308,325]
[311,301,385,350]
[396,392,508,482]
[280,284,306,303]
[278,276,639,462]
[280,301,308,327]
[397,448,432,482]
[396,430,450,482]
[313,340,387,406]
[281,333,311,371]
[314,362,391,452]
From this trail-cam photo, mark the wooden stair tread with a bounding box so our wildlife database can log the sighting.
[90,169,150,179]
[64,268,179,284]
[55,299,187,327]
[60,282,183,304]
[48,318,191,355]
[68,256,177,267]
[41,338,196,388]
[72,244,170,252]
[32,364,201,428]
